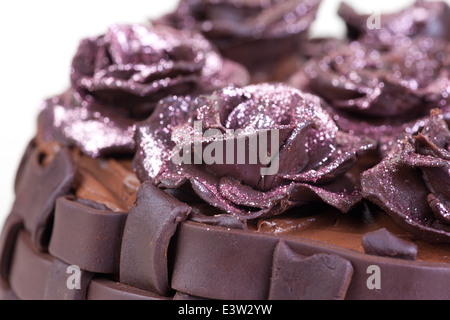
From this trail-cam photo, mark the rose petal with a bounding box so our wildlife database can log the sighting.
[282,132,376,184]
[422,166,450,203]
[218,174,362,218]
[361,148,447,242]
[362,111,450,242]
[418,108,450,150]
[289,175,363,213]
[428,194,450,225]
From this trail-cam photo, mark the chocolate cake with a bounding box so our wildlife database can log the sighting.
[1,0,450,301]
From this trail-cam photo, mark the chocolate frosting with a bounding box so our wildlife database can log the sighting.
[154,0,321,71]
[134,83,376,220]
[71,23,250,118]
[74,154,140,213]
[362,109,450,242]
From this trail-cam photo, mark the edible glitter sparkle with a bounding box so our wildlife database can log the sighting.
[134,83,376,219]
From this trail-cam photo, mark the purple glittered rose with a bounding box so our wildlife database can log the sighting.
[71,23,250,118]
[133,83,376,220]
[298,38,449,118]
[290,37,450,152]
[362,109,450,242]
[154,0,321,73]
[38,23,250,158]
[339,0,450,47]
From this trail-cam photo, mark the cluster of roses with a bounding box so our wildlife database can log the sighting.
[38,0,450,242]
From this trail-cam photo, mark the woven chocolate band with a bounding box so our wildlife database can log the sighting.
[171,221,450,300]
[120,181,191,296]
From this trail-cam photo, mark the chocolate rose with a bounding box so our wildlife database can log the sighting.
[154,0,321,74]
[133,83,376,220]
[37,89,137,158]
[301,38,449,117]
[362,109,450,242]
[338,0,450,47]
[290,37,450,147]
[71,23,250,118]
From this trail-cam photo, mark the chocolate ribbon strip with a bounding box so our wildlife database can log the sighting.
[9,231,93,300]
[269,240,354,300]
[49,197,128,274]
[0,276,17,300]
[12,145,75,251]
[171,221,450,300]
[87,278,170,300]
[120,181,191,296]
[5,227,171,300]
[0,213,23,284]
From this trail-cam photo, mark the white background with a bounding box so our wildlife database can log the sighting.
[0,0,438,226]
